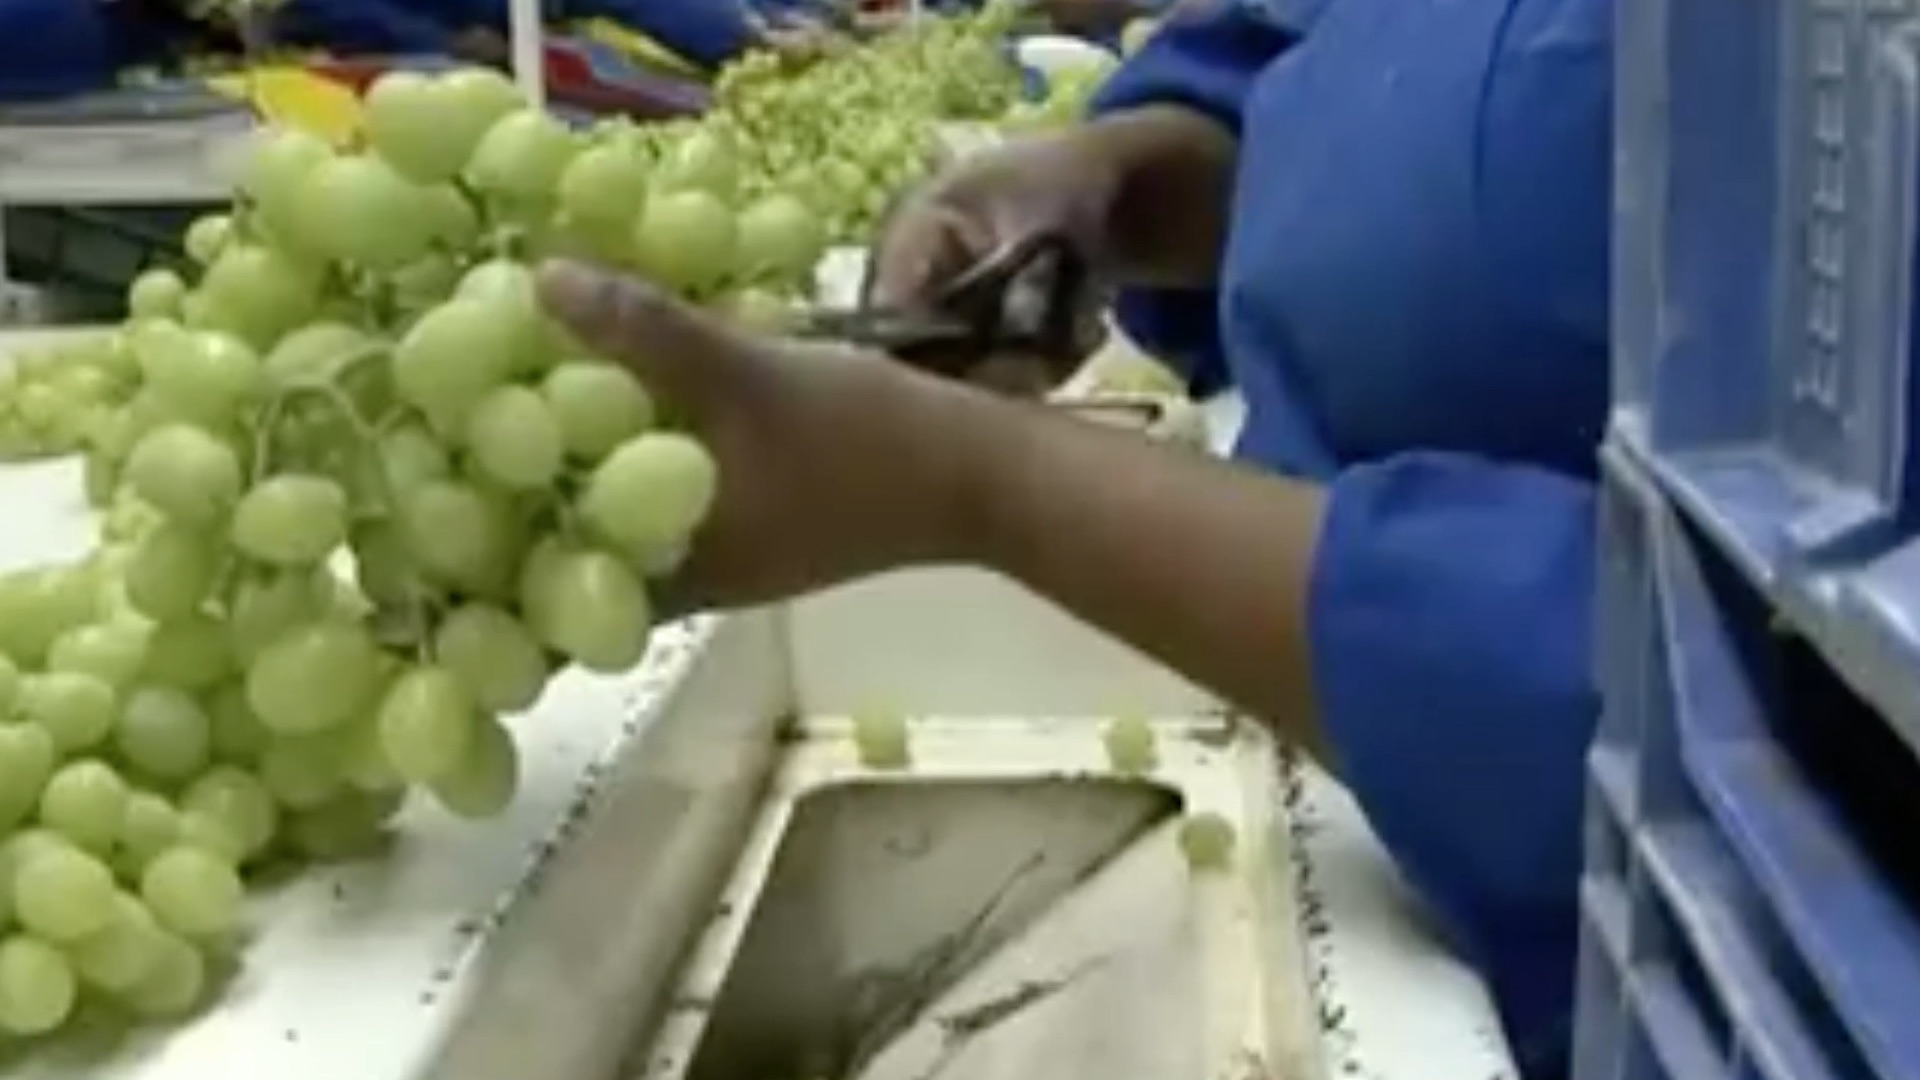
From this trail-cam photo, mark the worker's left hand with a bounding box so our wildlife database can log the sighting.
[537,259,990,614]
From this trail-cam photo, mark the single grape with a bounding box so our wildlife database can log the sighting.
[0,723,56,829]
[120,930,205,1019]
[206,683,268,763]
[541,361,654,461]
[245,621,382,734]
[397,479,520,595]
[140,846,243,938]
[362,71,472,183]
[654,129,739,200]
[433,603,549,713]
[197,244,321,348]
[377,665,477,783]
[226,568,333,664]
[179,767,278,862]
[117,791,184,878]
[123,424,244,525]
[427,715,518,819]
[1103,716,1157,775]
[524,548,651,673]
[230,473,349,567]
[142,614,235,692]
[70,891,166,992]
[239,126,333,252]
[735,194,826,283]
[465,385,564,489]
[128,268,188,320]
[256,731,349,810]
[579,433,719,564]
[125,521,218,620]
[21,672,117,754]
[557,141,651,230]
[297,153,436,270]
[375,421,451,490]
[288,787,403,861]
[852,711,911,769]
[455,259,555,374]
[48,621,152,689]
[632,190,737,293]
[260,321,376,392]
[0,935,77,1034]
[1177,812,1236,871]
[117,687,214,782]
[466,109,579,205]
[141,327,264,426]
[392,298,518,423]
[14,840,117,940]
[182,214,231,265]
[40,760,131,855]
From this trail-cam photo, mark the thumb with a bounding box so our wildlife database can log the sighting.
[536,259,752,409]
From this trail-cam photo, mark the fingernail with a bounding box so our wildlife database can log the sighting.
[535,260,612,326]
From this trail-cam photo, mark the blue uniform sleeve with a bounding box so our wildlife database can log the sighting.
[274,0,459,53]
[0,0,117,101]
[568,0,758,68]
[1085,1,1293,394]
[1308,450,1594,1079]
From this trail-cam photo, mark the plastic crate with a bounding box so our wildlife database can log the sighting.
[1610,0,1920,752]
[1575,445,1920,1080]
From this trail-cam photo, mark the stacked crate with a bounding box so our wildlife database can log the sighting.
[1579,0,1920,1079]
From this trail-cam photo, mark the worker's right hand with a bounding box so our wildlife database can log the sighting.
[867,131,1124,394]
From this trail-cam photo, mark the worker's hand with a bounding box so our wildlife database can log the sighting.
[537,260,989,613]
[869,132,1123,393]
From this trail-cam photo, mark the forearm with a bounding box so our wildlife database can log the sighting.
[1076,105,1238,288]
[923,380,1325,751]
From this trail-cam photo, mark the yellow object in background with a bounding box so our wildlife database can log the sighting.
[205,66,364,145]
[571,18,706,76]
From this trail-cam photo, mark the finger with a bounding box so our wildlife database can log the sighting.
[867,200,995,310]
[537,259,754,405]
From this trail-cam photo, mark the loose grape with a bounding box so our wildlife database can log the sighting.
[1103,716,1157,775]
[852,711,910,769]
[1178,812,1236,871]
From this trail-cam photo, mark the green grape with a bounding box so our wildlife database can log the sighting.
[376,665,476,783]
[260,321,376,392]
[140,846,243,938]
[120,930,205,1019]
[632,190,737,293]
[735,194,826,282]
[125,521,218,620]
[123,424,244,525]
[465,109,579,205]
[256,730,349,810]
[397,479,519,594]
[0,936,77,1034]
[540,362,654,461]
[40,760,131,854]
[142,614,234,692]
[433,603,549,713]
[179,767,277,862]
[392,298,518,422]
[239,126,333,253]
[464,386,563,490]
[230,474,349,566]
[363,71,473,184]
[0,723,56,829]
[197,244,321,348]
[48,621,152,689]
[117,687,213,782]
[71,891,166,992]
[128,269,188,320]
[226,568,333,664]
[182,214,231,266]
[206,683,268,763]
[523,549,651,673]
[557,141,651,230]
[21,672,117,754]
[347,522,413,607]
[0,653,18,714]
[427,715,517,819]
[288,787,403,861]
[653,128,739,199]
[117,791,184,878]
[1177,812,1236,871]
[245,621,382,734]
[852,710,910,769]
[1103,716,1157,775]
[140,327,264,425]
[0,567,97,667]
[297,153,436,271]
[579,433,719,565]
[454,258,556,374]
[15,840,117,940]
[375,421,451,490]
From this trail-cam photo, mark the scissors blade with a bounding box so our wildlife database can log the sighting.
[797,306,1001,377]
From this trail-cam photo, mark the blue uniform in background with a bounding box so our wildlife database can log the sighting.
[1094,0,1611,1075]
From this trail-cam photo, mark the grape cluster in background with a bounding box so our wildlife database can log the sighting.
[0,3,1120,1046]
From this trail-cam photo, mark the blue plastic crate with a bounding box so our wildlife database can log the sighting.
[1611,0,1920,751]
[1575,445,1920,1080]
